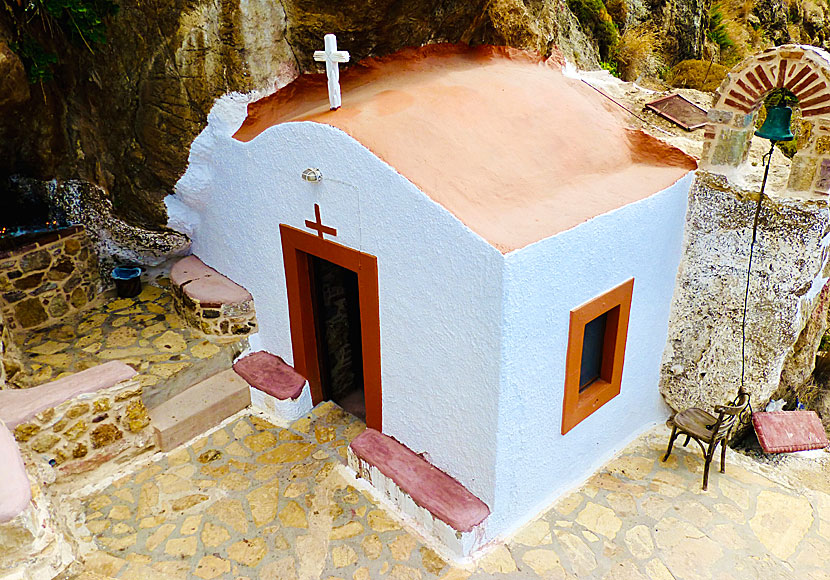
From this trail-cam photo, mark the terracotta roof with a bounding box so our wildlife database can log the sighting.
[235,45,697,252]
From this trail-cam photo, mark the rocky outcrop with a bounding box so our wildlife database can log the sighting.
[640,0,708,61]
[0,0,606,232]
[660,172,830,414]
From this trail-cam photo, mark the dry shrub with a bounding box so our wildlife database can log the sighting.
[614,25,660,81]
[667,59,729,92]
[605,0,627,29]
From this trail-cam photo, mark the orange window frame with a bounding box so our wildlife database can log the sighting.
[561,278,634,435]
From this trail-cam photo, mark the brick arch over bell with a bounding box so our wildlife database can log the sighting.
[702,44,830,196]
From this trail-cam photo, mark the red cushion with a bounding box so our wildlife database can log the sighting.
[752,411,829,453]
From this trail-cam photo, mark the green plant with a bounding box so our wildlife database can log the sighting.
[6,0,119,83]
[764,87,799,107]
[599,59,619,77]
[708,3,735,50]
[11,35,58,83]
[567,0,619,61]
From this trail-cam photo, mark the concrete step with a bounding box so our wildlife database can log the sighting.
[141,339,245,411]
[149,369,250,451]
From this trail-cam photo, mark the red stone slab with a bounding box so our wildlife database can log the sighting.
[752,411,829,453]
[233,351,306,400]
[0,361,136,428]
[171,255,252,305]
[350,429,490,532]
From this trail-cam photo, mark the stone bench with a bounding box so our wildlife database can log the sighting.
[0,360,136,428]
[233,351,312,424]
[0,361,156,481]
[1,359,141,577]
[348,429,490,557]
[170,255,257,337]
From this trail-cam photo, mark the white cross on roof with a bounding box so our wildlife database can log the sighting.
[313,34,350,110]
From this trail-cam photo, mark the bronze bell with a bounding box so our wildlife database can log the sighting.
[755,104,795,142]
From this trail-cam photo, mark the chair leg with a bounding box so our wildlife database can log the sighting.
[663,426,678,462]
[720,440,727,473]
[683,435,690,447]
[702,445,716,491]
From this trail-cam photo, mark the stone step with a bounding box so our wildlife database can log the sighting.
[232,351,312,424]
[148,369,250,452]
[141,339,245,411]
[233,351,306,400]
[348,429,490,557]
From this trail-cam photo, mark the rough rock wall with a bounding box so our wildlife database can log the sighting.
[661,172,830,413]
[0,0,604,232]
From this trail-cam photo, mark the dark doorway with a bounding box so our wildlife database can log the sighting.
[310,256,365,420]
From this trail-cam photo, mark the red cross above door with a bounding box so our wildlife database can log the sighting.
[304,204,337,239]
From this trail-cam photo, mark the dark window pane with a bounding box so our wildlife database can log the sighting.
[580,312,608,390]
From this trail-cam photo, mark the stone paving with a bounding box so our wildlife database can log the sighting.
[10,277,241,390]
[72,397,830,580]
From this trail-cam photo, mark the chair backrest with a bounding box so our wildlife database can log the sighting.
[710,390,751,441]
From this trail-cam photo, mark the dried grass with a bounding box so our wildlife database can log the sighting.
[666,59,729,92]
[614,25,661,81]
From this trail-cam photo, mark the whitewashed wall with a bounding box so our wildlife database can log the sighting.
[168,96,505,508]
[488,172,694,540]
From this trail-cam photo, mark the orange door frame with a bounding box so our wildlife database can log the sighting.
[279,224,382,431]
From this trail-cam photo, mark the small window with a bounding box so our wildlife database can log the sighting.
[562,279,634,435]
[580,311,608,391]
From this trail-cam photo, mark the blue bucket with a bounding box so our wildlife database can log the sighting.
[111,267,142,298]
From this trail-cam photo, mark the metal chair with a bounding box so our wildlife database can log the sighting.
[661,388,751,490]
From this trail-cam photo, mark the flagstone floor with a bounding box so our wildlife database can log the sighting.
[10,277,241,389]
[70,398,830,580]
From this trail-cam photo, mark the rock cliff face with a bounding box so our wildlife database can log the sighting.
[660,172,830,414]
[0,0,603,232]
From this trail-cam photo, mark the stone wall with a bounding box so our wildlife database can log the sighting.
[660,172,830,413]
[11,378,153,479]
[0,225,101,332]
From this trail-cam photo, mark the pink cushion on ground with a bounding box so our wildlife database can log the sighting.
[752,411,829,453]
[0,421,32,523]
[233,351,306,400]
[171,255,252,305]
[350,429,490,532]
[0,361,137,428]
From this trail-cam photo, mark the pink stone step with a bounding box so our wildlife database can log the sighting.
[149,369,251,452]
[0,361,137,428]
[0,422,31,523]
[350,429,490,532]
[171,256,251,306]
[233,351,306,400]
